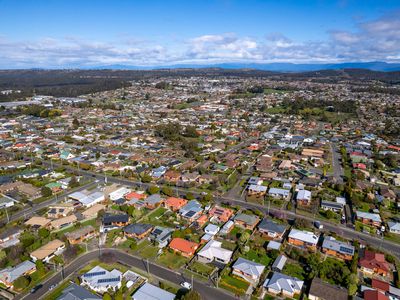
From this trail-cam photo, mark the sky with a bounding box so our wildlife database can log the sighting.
[0,0,400,68]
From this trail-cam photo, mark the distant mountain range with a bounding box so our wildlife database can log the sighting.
[91,61,400,72]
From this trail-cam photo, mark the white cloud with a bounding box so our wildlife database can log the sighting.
[0,11,400,68]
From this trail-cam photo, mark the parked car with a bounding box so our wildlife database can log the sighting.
[180,282,192,290]
[31,284,43,294]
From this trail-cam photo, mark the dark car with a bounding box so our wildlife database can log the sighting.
[30,284,43,293]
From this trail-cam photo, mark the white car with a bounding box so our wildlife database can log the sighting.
[180,282,192,290]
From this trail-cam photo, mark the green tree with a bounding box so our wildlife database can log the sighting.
[13,276,30,290]
[161,186,174,197]
[148,186,160,195]
[182,290,202,300]
[38,228,50,239]
[36,260,46,276]
[141,174,152,183]
[239,232,250,245]
[102,293,112,300]
[41,186,52,197]
[68,176,79,188]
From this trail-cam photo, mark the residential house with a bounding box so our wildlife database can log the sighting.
[219,220,234,235]
[197,240,233,265]
[0,227,22,248]
[359,250,390,277]
[123,223,153,239]
[82,204,106,220]
[321,236,355,260]
[388,222,400,234]
[288,229,319,251]
[233,213,260,230]
[363,290,389,300]
[321,200,344,213]
[81,266,122,293]
[232,257,266,284]
[30,239,65,263]
[102,214,129,230]
[168,238,199,257]
[109,187,131,201]
[258,218,287,240]
[164,197,187,211]
[268,188,290,200]
[0,260,36,288]
[132,283,175,300]
[296,190,312,206]
[24,216,51,229]
[49,214,77,230]
[69,190,105,207]
[209,205,233,223]
[179,200,203,222]
[263,272,303,298]
[65,226,97,245]
[149,226,173,248]
[356,211,382,228]
[57,283,101,300]
[247,184,267,197]
[308,277,348,300]
[0,195,15,208]
[143,194,164,209]
[163,170,181,183]
[47,203,75,219]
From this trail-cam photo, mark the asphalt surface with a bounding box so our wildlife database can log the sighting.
[19,249,235,300]
[330,142,344,184]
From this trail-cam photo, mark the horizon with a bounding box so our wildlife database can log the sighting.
[1,0,400,69]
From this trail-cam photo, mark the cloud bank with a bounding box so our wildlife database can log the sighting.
[1,12,399,68]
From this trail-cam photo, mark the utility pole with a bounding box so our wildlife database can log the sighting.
[191,274,193,288]
[61,265,65,280]
[146,259,150,274]
[4,208,9,223]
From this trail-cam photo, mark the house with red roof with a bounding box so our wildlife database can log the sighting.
[164,197,187,211]
[359,250,390,277]
[209,205,234,223]
[168,238,199,257]
[363,290,389,300]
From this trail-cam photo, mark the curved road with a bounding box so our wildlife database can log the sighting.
[19,249,235,300]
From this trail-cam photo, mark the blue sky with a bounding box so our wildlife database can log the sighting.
[0,0,399,68]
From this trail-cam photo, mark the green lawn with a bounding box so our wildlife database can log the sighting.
[242,249,271,266]
[282,263,305,280]
[220,274,249,295]
[136,241,160,259]
[157,251,188,269]
[43,280,71,300]
[188,261,215,277]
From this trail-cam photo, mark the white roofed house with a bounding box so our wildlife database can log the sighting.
[69,190,105,207]
[232,257,266,284]
[268,188,290,200]
[132,282,175,300]
[197,240,233,265]
[388,221,400,234]
[81,266,122,293]
[247,184,268,197]
[263,272,304,298]
[288,229,319,251]
[296,190,312,206]
[108,186,131,201]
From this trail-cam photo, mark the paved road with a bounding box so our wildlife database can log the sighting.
[19,249,235,300]
[329,142,344,184]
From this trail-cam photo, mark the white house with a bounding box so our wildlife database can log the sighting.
[69,190,105,207]
[81,266,122,293]
[109,187,131,201]
[388,222,400,234]
[197,240,233,264]
[263,272,304,298]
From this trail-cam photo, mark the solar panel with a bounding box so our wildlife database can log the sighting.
[153,229,162,235]
[84,271,106,278]
[186,211,196,217]
[339,246,353,254]
[97,277,120,283]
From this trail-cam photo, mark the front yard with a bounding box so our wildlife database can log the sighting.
[157,251,188,269]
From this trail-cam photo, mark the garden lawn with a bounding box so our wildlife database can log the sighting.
[282,263,305,280]
[189,261,215,277]
[157,252,188,269]
[220,274,249,295]
[242,249,271,266]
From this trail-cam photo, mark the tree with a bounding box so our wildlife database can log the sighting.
[239,232,250,245]
[72,117,80,129]
[68,176,79,188]
[41,186,52,197]
[186,192,195,200]
[161,186,174,197]
[141,173,152,183]
[38,228,50,239]
[102,293,112,300]
[148,185,160,195]
[36,260,46,276]
[182,290,202,300]
[13,276,30,290]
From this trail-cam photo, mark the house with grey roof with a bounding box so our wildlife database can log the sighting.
[388,221,400,234]
[123,223,153,239]
[321,200,344,213]
[57,283,101,300]
[232,257,266,284]
[179,200,203,221]
[234,213,260,230]
[268,188,290,200]
[258,218,287,240]
[321,236,355,260]
[0,260,36,287]
[143,194,164,209]
[149,226,173,248]
[271,255,287,272]
[263,272,304,298]
[132,283,175,300]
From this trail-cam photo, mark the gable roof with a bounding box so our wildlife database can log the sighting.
[288,228,319,245]
[132,283,175,300]
[233,257,265,278]
[263,272,303,294]
[308,277,348,300]
[169,238,198,255]
[57,283,101,300]
[359,250,390,273]
[197,240,233,262]
[258,218,286,234]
